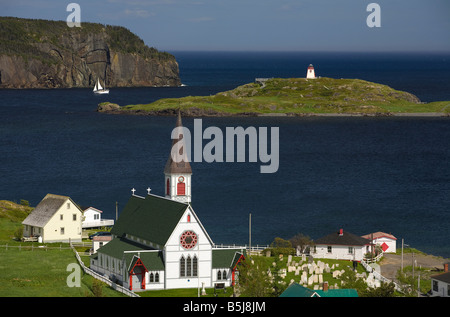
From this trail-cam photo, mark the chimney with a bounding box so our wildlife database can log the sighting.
[444,263,448,272]
[339,229,343,236]
[323,282,329,291]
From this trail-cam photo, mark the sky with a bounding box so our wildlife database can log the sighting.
[1,0,450,53]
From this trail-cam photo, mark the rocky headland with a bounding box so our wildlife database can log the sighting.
[0,17,180,89]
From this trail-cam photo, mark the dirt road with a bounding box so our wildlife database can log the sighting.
[379,253,449,281]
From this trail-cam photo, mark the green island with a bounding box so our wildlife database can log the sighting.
[1,199,448,297]
[98,77,450,116]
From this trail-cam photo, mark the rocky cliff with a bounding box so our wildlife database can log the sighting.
[0,17,180,88]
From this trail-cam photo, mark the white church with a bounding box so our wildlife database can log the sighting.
[90,113,246,291]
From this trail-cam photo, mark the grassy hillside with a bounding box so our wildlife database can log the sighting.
[0,200,126,297]
[0,200,33,240]
[101,77,450,116]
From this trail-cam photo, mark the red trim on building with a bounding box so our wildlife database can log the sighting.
[177,182,186,196]
[129,258,148,290]
[231,254,245,287]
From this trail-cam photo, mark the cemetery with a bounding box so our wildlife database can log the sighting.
[268,253,381,291]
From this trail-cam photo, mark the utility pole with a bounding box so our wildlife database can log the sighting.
[249,213,252,257]
[401,239,404,273]
[417,272,421,297]
[116,201,118,220]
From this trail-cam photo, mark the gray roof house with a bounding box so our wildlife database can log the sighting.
[22,193,83,243]
[312,229,371,261]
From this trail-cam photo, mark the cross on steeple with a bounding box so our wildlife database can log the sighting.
[147,187,152,195]
[131,188,136,195]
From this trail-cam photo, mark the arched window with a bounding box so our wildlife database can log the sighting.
[222,270,227,279]
[149,273,154,283]
[193,255,198,277]
[186,255,192,276]
[177,181,185,196]
[180,255,197,277]
[166,178,170,195]
[217,270,222,280]
[180,256,186,277]
[155,272,159,283]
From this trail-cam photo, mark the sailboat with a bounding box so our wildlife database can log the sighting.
[93,79,109,94]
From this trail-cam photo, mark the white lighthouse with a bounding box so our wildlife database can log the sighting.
[306,64,316,79]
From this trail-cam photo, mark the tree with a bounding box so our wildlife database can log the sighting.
[340,269,368,293]
[289,233,314,254]
[360,282,395,297]
[270,237,292,248]
[269,237,295,257]
[236,257,273,297]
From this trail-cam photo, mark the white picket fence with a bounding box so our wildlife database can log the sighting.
[360,258,404,293]
[70,242,139,297]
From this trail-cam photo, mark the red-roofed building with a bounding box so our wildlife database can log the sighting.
[361,232,397,253]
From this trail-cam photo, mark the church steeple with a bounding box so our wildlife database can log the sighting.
[164,112,192,203]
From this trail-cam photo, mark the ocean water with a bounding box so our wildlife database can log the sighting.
[0,51,449,258]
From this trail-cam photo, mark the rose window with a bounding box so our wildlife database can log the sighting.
[180,230,197,249]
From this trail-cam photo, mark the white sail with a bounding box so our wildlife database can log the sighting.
[93,78,109,94]
[97,79,103,90]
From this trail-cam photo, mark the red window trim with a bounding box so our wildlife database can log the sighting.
[177,182,186,196]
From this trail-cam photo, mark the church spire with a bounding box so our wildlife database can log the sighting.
[164,111,192,203]
[164,111,192,174]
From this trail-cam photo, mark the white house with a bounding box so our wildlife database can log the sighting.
[22,194,83,243]
[90,113,246,291]
[312,229,371,262]
[361,232,397,253]
[431,265,450,297]
[82,206,114,229]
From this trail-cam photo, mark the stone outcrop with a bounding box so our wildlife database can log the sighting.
[0,17,180,89]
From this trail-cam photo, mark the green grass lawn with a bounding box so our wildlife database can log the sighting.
[0,203,125,297]
[0,244,125,297]
[108,77,450,116]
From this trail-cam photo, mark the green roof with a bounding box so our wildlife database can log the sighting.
[125,251,165,272]
[315,289,358,297]
[280,283,358,297]
[111,194,188,246]
[97,236,152,259]
[212,249,246,269]
[280,283,316,297]
[97,237,165,271]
